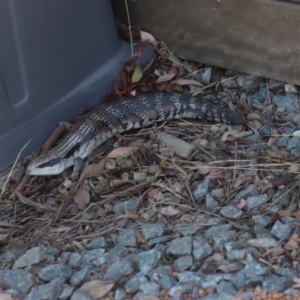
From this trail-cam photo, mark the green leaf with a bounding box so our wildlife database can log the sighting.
[131,65,143,83]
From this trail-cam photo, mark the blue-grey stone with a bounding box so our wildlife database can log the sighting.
[0,269,35,294]
[141,223,165,240]
[273,93,298,113]
[70,266,91,287]
[220,205,243,220]
[118,229,137,247]
[70,290,93,300]
[205,194,219,208]
[85,236,107,250]
[13,247,47,269]
[59,284,74,300]
[246,194,268,210]
[103,257,133,281]
[271,220,292,239]
[232,184,258,204]
[193,237,212,261]
[139,282,160,296]
[124,272,148,293]
[174,255,193,272]
[24,278,64,300]
[175,224,199,236]
[39,265,72,282]
[113,199,136,214]
[166,237,192,256]
[193,180,211,202]
[137,249,162,274]
[81,248,105,264]
[263,274,293,293]
[148,265,177,290]
[92,245,128,266]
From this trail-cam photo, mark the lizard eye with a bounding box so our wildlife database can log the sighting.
[38,158,61,168]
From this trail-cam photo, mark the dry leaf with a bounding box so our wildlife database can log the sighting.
[202,68,212,84]
[0,293,14,300]
[233,173,246,188]
[160,206,181,216]
[85,158,108,176]
[211,188,224,198]
[148,188,162,199]
[118,213,138,220]
[133,172,147,182]
[74,185,90,210]
[80,280,114,299]
[217,262,244,273]
[284,234,300,251]
[140,30,157,45]
[176,79,203,86]
[155,73,176,84]
[107,146,139,158]
[221,129,241,142]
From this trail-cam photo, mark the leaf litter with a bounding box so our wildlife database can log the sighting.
[1,25,300,299]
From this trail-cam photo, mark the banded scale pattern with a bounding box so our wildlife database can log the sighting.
[26,93,245,176]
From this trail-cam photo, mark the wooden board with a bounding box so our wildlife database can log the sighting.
[112,0,300,85]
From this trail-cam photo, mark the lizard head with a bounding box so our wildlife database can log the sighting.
[26,151,75,176]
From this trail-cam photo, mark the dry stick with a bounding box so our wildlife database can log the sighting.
[73,186,151,240]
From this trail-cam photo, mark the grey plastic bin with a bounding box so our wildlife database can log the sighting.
[0,0,145,171]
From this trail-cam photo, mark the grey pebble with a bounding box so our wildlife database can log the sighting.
[216,280,237,296]
[139,282,160,296]
[232,184,258,204]
[225,242,246,260]
[271,220,292,239]
[277,136,289,147]
[70,266,91,287]
[113,199,135,214]
[59,284,75,300]
[174,255,193,272]
[149,265,177,290]
[220,205,243,220]
[263,274,293,293]
[137,249,162,274]
[24,278,64,300]
[0,269,35,294]
[254,224,276,240]
[68,253,82,267]
[205,194,219,208]
[142,223,165,240]
[92,245,128,266]
[193,180,211,202]
[13,247,47,269]
[166,237,192,256]
[175,224,199,236]
[205,224,236,242]
[148,235,174,247]
[193,237,212,261]
[252,215,272,227]
[118,229,137,247]
[85,236,107,250]
[275,267,296,278]
[178,271,203,285]
[273,93,298,113]
[103,257,133,281]
[81,248,105,264]
[287,137,299,150]
[258,121,276,136]
[39,264,72,282]
[125,272,148,293]
[272,187,291,206]
[114,288,126,300]
[246,194,268,210]
[284,288,299,296]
